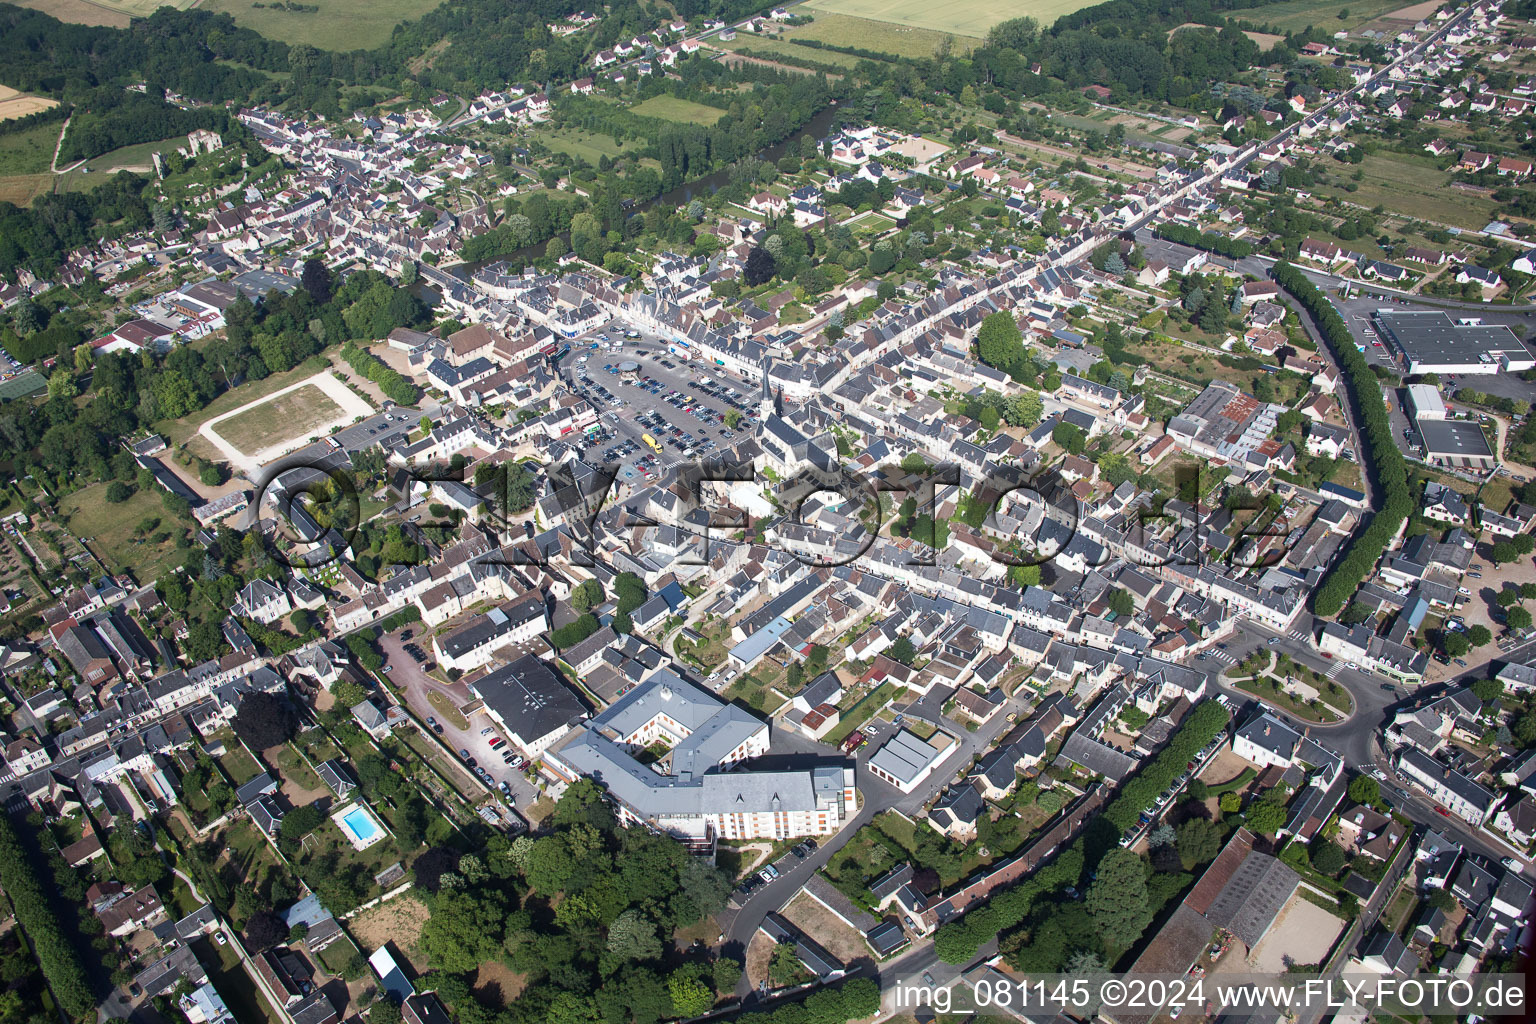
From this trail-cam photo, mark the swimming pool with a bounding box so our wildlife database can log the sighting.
[332,803,386,850]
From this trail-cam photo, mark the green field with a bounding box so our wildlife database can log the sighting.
[0,120,63,206]
[0,121,61,177]
[631,95,725,125]
[720,35,866,68]
[540,126,629,165]
[212,383,345,455]
[786,11,973,57]
[204,0,444,49]
[1314,152,1499,230]
[800,0,1100,37]
[59,483,188,582]
[1226,0,1421,34]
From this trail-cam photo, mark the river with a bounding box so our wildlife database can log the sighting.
[438,104,845,285]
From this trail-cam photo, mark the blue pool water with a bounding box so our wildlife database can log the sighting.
[342,808,381,842]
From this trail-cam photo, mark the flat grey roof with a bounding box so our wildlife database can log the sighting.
[1375,310,1529,368]
[1419,419,1493,459]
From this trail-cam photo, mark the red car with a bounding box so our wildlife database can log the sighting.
[1435,806,1451,817]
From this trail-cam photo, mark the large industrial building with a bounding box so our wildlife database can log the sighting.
[1374,310,1534,375]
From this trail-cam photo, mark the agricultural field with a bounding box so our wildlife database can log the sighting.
[631,95,725,125]
[0,119,62,206]
[784,11,972,58]
[204,0,443,49]
[12,0,133,25]
[717,35,866,69]
[0,86,59,123]
[210,382,346,455]
[800,0,1102,38]
[1225,0,1426,35]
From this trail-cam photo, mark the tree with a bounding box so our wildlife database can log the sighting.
[668,972,714,1017]
[1492,540,1519,564]
[1497,588,1520,609]
[571,578,604,614]
[1311,840,1347,876]
[1246,799,1286,835]
[1176,817,1221,868]
[1086,849,1148,936]
[976,311,1026,376]
[608,909,664,962]
[371,1002,403,1024]
[1509,607,1532,630]
[244,910,288,951]
[184,621,226,663]
[1219,792,1242,814]
[887,636,916,665]
[1443,632,1470,658]
[1471,678,1503,705]
[413,846,461,893]
[301,258,333,304]
[105,481,132,503]
[1347,774,1379,806]
[745,246,776,286]
[1427,889,1457,912]
[1052,422,1086,455]
[711,957,743,993]
[231,692,298,750]
[1107,588,1135,617]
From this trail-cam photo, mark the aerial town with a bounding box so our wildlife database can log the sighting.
[0,0,1535,1022]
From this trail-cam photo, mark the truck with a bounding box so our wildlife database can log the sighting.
[641,433,663,454]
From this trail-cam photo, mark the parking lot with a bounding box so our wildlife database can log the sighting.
[564,321,761,476]
[379,628,543,813]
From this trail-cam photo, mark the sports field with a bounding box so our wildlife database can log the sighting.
[631,95,725,125]
[799,0,1100,38]
[211,383,345,454]
[205,0,445,50]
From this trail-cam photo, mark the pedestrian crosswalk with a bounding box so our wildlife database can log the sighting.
[1324,661,1345,679]
[1206,649,1239,665]
[1285,627,1313,643]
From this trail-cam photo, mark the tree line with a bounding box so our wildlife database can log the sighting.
[1271,261,1409,617]
[0,813,96,1019]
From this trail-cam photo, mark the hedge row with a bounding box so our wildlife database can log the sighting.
[0,813,95,1018]
[340,343,417,406]
[933,701,1229,963]
[1153,222,1256,261]
[1271,261,1410,616]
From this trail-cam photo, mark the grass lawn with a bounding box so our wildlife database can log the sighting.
[58,483,187,582]
[57,137,189,193]
[212,382,345,455]
[540,127,628,166]
[426,688,471,731]
[10,0,132,26]
[801,0,1101,37]
[204,0,442,49]
[630,95,725,125]
[1226,0,1418,34]
[218,742,264,786]
[785,11,972,57]
[1233,677,1343,723]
